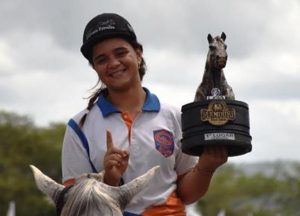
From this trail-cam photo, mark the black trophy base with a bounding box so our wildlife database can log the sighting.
[181,100,252,157]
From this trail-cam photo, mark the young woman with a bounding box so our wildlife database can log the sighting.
[62,13,227,216]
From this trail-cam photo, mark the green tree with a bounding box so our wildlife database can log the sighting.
[196,162,300,216]
[0,110,64,216]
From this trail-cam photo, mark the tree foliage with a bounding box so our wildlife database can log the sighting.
[0,110,64,216]
[197,162,300,215]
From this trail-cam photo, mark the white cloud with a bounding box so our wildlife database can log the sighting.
[231,99,300,163]
[0,0,300,162]
[0,40,15,73]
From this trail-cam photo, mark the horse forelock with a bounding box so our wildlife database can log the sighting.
[215,35,224,42]
[61,178,122,216]
[209,37,227,53]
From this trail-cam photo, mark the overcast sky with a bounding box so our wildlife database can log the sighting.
[1,0,300,163]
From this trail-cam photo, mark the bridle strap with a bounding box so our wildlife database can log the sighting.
[56,185,73,215]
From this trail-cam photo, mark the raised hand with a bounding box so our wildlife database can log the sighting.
[103,130,129,186]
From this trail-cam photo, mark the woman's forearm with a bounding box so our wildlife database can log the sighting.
[177,164,215,204]
[177,146,228,204]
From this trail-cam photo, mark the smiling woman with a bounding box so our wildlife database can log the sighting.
[61,12,228,216]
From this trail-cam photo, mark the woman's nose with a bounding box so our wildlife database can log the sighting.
[107,57,120,69]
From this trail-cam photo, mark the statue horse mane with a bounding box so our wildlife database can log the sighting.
[30,165,159,216]
[194,32,235,101]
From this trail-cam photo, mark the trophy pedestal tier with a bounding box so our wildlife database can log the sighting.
[181,100,252,156]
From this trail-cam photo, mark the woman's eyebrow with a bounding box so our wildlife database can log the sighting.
[113,46,128,53]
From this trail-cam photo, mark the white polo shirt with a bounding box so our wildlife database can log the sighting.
[62,88,197,214]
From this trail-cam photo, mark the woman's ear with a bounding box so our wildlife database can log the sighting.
[135,48,143,65]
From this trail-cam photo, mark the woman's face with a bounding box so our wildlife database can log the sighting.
[92,38,142,92]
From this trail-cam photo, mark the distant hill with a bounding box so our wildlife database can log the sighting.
[232,160,300,179]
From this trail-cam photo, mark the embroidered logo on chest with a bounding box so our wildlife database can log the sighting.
[153,129,174,158]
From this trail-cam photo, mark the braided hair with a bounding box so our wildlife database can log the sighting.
[79,40,146,127]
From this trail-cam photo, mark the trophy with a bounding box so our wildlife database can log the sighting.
[181,32,252,156]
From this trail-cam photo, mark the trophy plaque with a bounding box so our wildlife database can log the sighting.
[181,32,252,156]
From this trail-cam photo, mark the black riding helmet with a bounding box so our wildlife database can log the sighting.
[80,13,138,62]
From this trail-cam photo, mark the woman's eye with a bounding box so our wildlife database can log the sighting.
[96,57,107,64]
[115,48,128,57]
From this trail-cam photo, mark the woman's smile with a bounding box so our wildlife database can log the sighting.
[108,68,126,78]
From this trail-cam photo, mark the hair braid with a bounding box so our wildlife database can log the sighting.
[79,86,105,127]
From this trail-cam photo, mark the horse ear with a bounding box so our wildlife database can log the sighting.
[114,166,159,210]
[30,165,64,204]
[207,34,213,43]
[221,32,226,41]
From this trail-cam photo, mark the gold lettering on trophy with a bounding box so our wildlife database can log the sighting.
[200,101,236,126]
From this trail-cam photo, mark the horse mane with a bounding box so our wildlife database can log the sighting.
[61,178,118,216]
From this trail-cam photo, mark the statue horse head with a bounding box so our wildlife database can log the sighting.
[30,165,159,216]
[206,32,227,71]
[194,32,235,101]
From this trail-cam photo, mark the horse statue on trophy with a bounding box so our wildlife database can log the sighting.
[194,32,235,101]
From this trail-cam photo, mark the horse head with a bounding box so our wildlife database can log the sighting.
[207,32,227,70]
[195,32,235,101]
[30,165,159,216]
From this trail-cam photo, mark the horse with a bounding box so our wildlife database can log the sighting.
[30,165,159,216]
[194,32,235,101]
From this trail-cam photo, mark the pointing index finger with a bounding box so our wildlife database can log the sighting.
[106,130,114,150]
